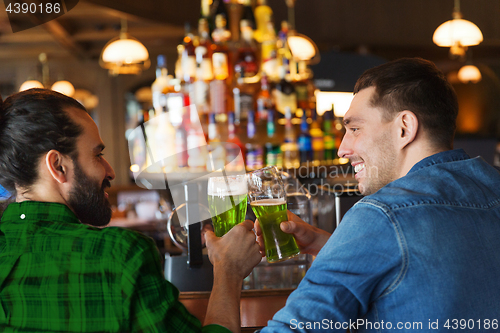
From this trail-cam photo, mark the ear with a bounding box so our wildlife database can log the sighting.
[396,111,419,149]
[45,150,71,184]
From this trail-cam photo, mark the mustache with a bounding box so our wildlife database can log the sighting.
[101,179,111,190]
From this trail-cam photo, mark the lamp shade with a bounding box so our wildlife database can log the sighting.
[102,37,149,64]
[100,34,150,75]
[51,80,75,97]
[458,65,482,83]
[19,80,44,92]
[288,35,317,61]
[433,18,483,47]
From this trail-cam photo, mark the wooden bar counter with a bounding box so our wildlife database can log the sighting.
[179,288,294,332]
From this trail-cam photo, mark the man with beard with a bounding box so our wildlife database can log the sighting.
[210,58,500,332]
[0,89,261,332]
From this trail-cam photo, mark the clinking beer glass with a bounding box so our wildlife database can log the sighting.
[247,166,300,263]
[208,174,248,237]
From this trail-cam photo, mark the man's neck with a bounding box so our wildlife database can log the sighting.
[397,144,447,179]
[15,185,68,206]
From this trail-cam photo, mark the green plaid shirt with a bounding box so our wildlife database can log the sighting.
[0,201,230,333]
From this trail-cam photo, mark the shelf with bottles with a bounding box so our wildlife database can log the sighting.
[127,0,348,180]
[127,100,347,177]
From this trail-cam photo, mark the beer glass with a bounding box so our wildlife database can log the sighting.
[247,166,300,263]
[208,174,248,237]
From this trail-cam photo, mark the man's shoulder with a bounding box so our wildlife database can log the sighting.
[362,155,500,210]
[85,225,156,257]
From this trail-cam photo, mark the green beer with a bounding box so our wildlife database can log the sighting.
[208,175,248,237]
[208,194,247,236]
[251,198,300,262]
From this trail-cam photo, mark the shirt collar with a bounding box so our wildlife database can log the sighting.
[407,149,471,175]
[1,201,80,225]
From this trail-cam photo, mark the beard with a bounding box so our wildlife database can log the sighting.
[359,132,398,196]
[68,161,112,227]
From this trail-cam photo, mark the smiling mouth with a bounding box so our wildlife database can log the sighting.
[354,163,365,174]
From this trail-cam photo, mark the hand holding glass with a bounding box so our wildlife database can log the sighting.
[247,166,300,263]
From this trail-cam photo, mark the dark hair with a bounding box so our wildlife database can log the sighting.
[0,88,85,196]
[354,57,458,150]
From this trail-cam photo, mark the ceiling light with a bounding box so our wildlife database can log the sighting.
[433,19,483,47]
[100,19,150,75]
[283,0,320,65]
[19,53,75,96]
[51,80,75,97]
[433,0,482,60]
[73,89,99,110]
[288,34,318,62]
[19,80,44,92]
[458,65,481,83]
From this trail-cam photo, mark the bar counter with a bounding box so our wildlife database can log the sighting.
[179,288,294,332]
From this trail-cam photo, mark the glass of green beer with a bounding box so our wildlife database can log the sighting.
[208,174,248,237]
[247,166,300,263]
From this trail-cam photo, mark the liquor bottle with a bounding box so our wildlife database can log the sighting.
[155,109,178,173]
[256,73,272,122]
[241,0,256,30]
[309,108,324,164]
[254,0,273,43]
[226,111,246,171]
[181,22,197,84]
[175,44,184,81]
[151,55,170,115]
[297,111,313,165]
[210,14,232,120]
[333,111,345,160]
[260,21,278,81]
[277,21,291,73]
[196,18,214,81]
[233,84,253,126]
[265,109,282,167]
[207,113,226,171]
[233,20,258,124]
[200,0,211,20]
[295,62,310,111]
[212,0,229,28]
[186,105,208,172]
[143,107,161,173]
[245,110,264,171]
[130,109,148,173]
[323,107,335,164]
[281,107,300,169]
[192,19,213,120]
[234,19,259,80]
[192,46,210,115]
[175,111,189,169]
[273,64,297,115]
[211,14,231,81]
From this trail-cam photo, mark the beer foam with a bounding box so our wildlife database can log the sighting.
[250,198,286,206]
[208,175,248,196]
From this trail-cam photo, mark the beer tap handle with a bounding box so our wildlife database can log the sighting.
[185,183,203,268]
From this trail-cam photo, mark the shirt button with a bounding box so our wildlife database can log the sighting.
[20,214,25,219]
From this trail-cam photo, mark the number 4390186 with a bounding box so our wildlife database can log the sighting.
[6,2,61,14]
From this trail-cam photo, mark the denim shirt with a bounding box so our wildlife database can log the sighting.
[262,149,500,332]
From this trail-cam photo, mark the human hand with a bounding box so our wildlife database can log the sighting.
[205,220,262,279]
[254,211,331,256]
[204,220,262,332]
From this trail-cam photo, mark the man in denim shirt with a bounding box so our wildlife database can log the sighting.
[230,58,500,332]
